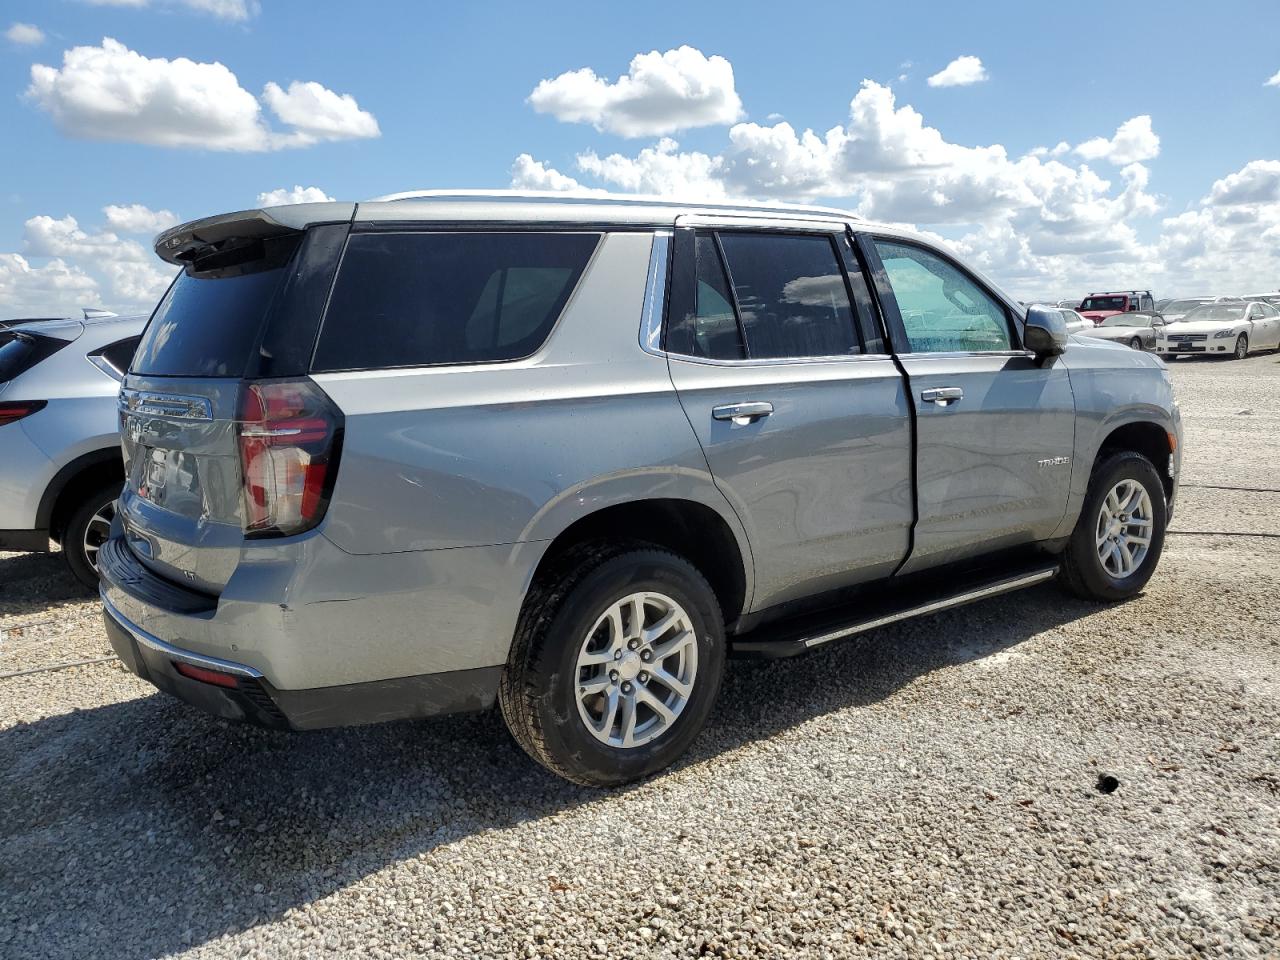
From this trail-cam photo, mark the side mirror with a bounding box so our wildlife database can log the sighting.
[1023,306,1068,362]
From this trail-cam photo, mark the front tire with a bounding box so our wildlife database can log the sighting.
[1233,334,1248,360]
[1129,336,1142,350]
[63,482,121,591]
[1060,451,1167,602]
[499,542,725,787]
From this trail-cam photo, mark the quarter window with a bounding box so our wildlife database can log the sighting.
[873,241,1014,353]
[312,232,599,372]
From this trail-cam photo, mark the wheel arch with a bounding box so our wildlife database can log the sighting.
[37,447,124,544]
[1092,419,1175,502]
[525,497,753,629]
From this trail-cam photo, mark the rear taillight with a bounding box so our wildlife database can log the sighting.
[0,400,47,427]
[237,379,342,538]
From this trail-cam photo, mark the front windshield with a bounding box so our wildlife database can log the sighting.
[1100,315,1145,327]
[1080,295,1127,311]
[1163,299,1209,314]
[1180,304,1246,323]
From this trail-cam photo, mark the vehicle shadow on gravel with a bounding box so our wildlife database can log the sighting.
[0,550,94,620]
[0,583,1094,959]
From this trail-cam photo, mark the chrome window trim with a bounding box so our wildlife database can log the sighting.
[666,352,896,368]
[86,352,124,382]
[639,230,671,357]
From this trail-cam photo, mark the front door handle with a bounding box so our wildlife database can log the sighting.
[920,387,964,407]
[712,401,774,424]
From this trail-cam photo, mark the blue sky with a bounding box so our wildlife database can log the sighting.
[3,0,1279,315]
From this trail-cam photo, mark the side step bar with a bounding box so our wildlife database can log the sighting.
[730,564,1059,659]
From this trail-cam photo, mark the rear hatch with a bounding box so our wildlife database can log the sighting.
[118,206,351,595]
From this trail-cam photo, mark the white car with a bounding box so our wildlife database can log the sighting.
[1158,301,1280,359]
[1060,308,1092,335]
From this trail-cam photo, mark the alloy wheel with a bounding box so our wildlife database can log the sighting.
[82,499,116,573]
[574,591,698,749]
[1235,335,1248,360]
[1095,480,1153,579]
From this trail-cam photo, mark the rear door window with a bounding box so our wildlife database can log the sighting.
[311,232,599,372]
[717,233,860,360]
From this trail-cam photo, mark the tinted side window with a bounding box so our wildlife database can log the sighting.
[873,241,1013,353]
[313,232,598,372]
[717,233,859,359]
[687,235,746,360]
[99,336,141,376]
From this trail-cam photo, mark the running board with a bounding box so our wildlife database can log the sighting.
[730,564,1059,659]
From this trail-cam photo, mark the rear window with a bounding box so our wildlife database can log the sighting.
[131,235,300,378]
[1080,296,1127,311]
[132,267,289,377]
[0,332,70,383]
[311,232,599,372]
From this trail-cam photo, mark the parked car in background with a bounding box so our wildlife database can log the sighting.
[1158,301,1280,359]
[1056,299,1080,309]
[98,193,1181,786]
[1159,297,1235,325]
[1078,290,1156,325]
[1060,308,1092,334]
[0,313,145,587]
[1078,312,1162,350]
[1243,293,1280,308]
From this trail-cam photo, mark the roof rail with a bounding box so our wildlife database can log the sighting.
[368,188,861,221]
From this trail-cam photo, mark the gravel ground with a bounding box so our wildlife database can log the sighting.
[2,353,1278,959]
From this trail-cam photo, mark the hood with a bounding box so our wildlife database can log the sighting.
[1162,319,1244,336]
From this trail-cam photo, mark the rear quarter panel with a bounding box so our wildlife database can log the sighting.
[311,231,755,604]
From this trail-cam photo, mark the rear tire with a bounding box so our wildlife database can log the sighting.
[63,482,122,591]
[1060,451,1167,602]
[499,542,725,787]
[1233,334,1248,360]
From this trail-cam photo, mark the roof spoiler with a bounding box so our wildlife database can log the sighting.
[153,203,356,267]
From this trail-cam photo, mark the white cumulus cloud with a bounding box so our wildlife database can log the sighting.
[262,81,381,146]
[5,22,45,45]
[26,38,379,152]
[528,45,743,137]
[926,56,987,88]
[22,213,173,312]
[102,203,180,235]
[0,254,99,317]
[1074,115,1160,165]
[84,0,257,21]
[256,186,335,207]
[509,155,603,193]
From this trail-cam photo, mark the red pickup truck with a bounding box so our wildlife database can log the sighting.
[1077,290,1156,325]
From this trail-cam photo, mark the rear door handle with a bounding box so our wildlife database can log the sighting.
[712,401,774,423]
[920,387,964,407]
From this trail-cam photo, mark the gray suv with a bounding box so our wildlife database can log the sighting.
[100,193,1181,786]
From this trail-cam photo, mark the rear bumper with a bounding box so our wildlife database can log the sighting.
[102,591,501,730]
